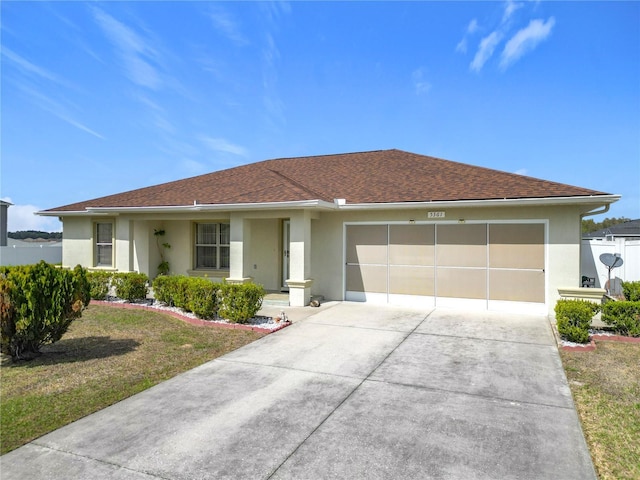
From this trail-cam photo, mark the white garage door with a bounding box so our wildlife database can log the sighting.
[345,223,545,312]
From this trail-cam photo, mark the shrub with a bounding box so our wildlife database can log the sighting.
[87,270,113,300]
[555,299,600,344]
[218,283,265,324]
[151,275,192,310]
[621,281,640,302]
[0,262,90,360]
[601,301,640,337]
[112,272,149,302]
[186,278,221,319]
[151,275,172,304]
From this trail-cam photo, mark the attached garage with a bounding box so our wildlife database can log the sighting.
[345,222,546,313]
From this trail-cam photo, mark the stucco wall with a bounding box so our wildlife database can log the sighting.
[60,203,586,314]
[62,216,96,268]
[309,205,585,315]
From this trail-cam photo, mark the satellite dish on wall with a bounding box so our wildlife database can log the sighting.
[599,253,623,295]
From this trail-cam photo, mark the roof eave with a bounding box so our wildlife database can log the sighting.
[337,194,621,210]
[37,199,338,216]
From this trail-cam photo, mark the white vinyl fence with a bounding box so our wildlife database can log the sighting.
[0,243,62,267]
[581,238,640,295]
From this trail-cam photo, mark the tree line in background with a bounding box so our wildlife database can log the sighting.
[581,217,631,234]
[8,231,62,240]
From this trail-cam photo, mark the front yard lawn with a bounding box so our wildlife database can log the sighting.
[0,304,265,454]
[561,341,640,480]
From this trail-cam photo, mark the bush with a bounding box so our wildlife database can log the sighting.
[555,299,600,344]
[112,272,149,302]
[0,262,90,360]
[151,275,172,304]
[601,301,640,337]
[218,283,265,324]
[621,281,640,302]
[87,270,113,300]
[186,278,221,319]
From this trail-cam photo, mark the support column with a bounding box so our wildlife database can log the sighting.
[287,210,313,306]
[227,213,253,284]
[115,218,133,272]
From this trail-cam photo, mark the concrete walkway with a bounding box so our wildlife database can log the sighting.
[1,303,596,479]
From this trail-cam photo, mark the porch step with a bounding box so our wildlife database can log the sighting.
[262,293,325,307]
[262,293,290,307]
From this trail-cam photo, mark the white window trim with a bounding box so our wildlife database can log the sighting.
[94,221,114,268]
[194,222,230,271]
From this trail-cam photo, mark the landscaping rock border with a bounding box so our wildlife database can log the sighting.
[91,300,291,334]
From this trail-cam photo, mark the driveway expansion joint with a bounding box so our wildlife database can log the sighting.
[29,442,170,480]
[266,311,432,478]
[364,377,576,411]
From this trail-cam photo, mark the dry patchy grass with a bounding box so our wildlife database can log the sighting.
[561,341,640,480]
[0,304,265,454]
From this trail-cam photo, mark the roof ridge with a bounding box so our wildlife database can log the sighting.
[265,168,328,200]
[265,148,395,163]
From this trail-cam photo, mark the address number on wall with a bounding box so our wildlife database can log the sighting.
[427,211,446,218]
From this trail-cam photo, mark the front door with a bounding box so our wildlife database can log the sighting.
[282,220,290,291]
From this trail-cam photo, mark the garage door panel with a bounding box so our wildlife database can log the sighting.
[489,269,545,303]
[346,225,388,264]
[389,266,434,296]
[389,225,435,266]
[436,268,487,299]
[346,265,387,293]
[437,224,486,267]
[489,224,544,269]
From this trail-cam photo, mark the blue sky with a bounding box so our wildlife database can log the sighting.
[2,1,638,232]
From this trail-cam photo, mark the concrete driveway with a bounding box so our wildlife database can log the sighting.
[1,303,596,479]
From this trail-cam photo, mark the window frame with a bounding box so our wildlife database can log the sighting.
[194,222,230,270]
[94,221,114,268]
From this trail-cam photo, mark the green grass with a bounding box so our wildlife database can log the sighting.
[0,304,265,454]
[561,341,640,480]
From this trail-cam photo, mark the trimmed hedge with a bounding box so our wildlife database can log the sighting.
[112,272,149,302]
[555,299,600,344]
[218,283,265,324]
[151,276,265,323]
[601,301,640,337]
[621,281,640,302]
[151,275,193,310]
[186,278,220,319]
[87,270,113,300]
[0,262,90,360]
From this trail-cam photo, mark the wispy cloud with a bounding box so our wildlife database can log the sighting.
[207,5,248,46]
[464,1,554,73]
[502,0,523,24]
[412,68,432,95]
[470,31,503,73]
[199,135,248,157]
[1,47,70,87]
[91,7,162,89]
[133,93,176,133]
[500,17,556,70]
[15,84,105,139]
[456,18,479,54]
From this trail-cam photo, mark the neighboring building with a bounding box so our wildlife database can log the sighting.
[38,149,619,314]
[581,219,640,295]
[583,219,640,240]
[0,200,10,247]
[0,201,63,266]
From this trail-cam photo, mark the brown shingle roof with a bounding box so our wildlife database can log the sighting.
[45,149,610,212]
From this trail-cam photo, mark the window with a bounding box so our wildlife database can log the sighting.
[95,222,113,267]
[195,223,230,269]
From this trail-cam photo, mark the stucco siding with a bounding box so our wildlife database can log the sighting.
[62,217,95,268]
